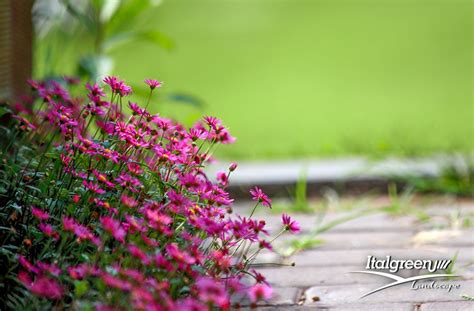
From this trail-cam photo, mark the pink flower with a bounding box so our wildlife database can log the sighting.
[86,82,105,102]
[144,79,163,90]
[121,268,145,283]
[68,264,90,280]
[252,269,269,285]
[127,162,143,175]
[37,262,61,276]
[125,215,146,234]
[103,76,132,97]
[72,194,81,203]
[96,304,117,311]
[8,76,299,309]
[281,214,300,233]
[175,298,207,310]
[100,216,126,243]
[216,171,228,186]
[166,243,195,265]
[18,255,39,274]
[259,239,273,250]
[63,76,80,85]
[39,223,59,240]
[62,217,75,231]
[247,284,272,303]
[121,194,138,208]
[187,127,205,141]
[31,206,49,221]
[82,180,105,194]
[116,173,142,193]
[250,186,272,208]
[203,116,219,130]
[62,217,100,246]
[229,162,238,172]
[101,273,131,291]
[60,153,72,166]
[214,125,236,144]
[93,170,115,188]
[195,277,230,309]
[127,244,150,265]
[129,102,146,116]
[19,271,64,300]
[13,115,37,131]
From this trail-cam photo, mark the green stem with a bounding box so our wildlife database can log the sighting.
[248,202,259,219]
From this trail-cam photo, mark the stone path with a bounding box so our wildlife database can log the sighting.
[235,200,474,310]
[207,156,470,198]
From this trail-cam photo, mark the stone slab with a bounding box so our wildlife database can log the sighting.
[255,265,389,287]
[255,246,473,268]
[419,301,474,311]
[303,280,473,305]
[207,157,449,185]
[254,212,416,234]
[275,231,415,250]
[254,303,414,311]
[236,287,301,307]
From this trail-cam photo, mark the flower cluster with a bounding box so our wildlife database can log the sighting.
[0,77,299,310]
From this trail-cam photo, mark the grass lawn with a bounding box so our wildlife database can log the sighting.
[40,0,474,159]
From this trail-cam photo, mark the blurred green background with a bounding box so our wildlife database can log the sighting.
[35,0,473,160]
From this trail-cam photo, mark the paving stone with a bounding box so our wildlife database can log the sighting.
[275,231,415,250]
[411,229,474,247]
[256,246,473,268]
[236,287,301,307]
[257,212,416,234]
[319,303,415,311]
[253,301,474,311]
[268,287,302,306]
[303,280,473,305]
[419,301,474,311]
[241,305,309,310]
[424,203,474,214]
[255,264,474,288]
[255,303,414,311]
[207,157,450,185]
[234,199,474,309]
[255,265,396,287]
[273,229,471,252]
[255,266,362,287]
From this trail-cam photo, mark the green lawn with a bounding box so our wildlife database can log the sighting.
[48,0,474,159]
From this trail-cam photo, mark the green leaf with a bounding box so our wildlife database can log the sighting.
[64,0,96,32]
[25,185,42,194]
[166,93,204,108]
[103,30,174,53]
[178,286,190,295]
[0,105,11,117]
[137,30,174,50]
[106,0,158,35]
[77,55,114,80]
[74,280,89,298]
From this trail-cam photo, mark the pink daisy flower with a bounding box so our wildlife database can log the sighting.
[144,79,163,90]
[247,283,272,303]
[250,186,272,208]
[281,213,301,234]
[31,206,49,221]
[19,272,64,300]
[100,216,126,243]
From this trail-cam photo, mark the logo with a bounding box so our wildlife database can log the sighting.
[351,255,461,298]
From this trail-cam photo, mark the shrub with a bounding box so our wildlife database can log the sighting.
[0,77,299,310]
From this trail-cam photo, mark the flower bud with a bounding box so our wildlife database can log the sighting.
[229,162,238,172]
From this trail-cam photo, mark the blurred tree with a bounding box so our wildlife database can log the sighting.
[33,0,173,81]
[0,0,33,101]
